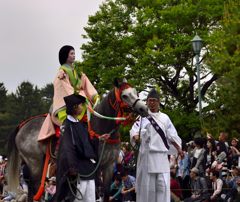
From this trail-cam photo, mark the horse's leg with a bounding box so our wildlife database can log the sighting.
[95,169,104,200]
[27,173,35,202]
[15,117,46,202]
[21,156,44,202]
[103,164,114,202]
[20,163,35,202]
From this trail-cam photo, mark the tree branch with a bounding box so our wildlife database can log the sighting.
[201,74,218,98]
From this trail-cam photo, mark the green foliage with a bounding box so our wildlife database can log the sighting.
[81,0,225,135]
[205,0,240,136]
[0,83,7,112]
[0,81,53,153]
[163,107,201,140]
[40,83,54,112]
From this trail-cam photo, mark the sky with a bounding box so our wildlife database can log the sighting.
[0,0,105,93]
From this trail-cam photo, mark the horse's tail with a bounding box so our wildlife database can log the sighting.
[7,126,21,192]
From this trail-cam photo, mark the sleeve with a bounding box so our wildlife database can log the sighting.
[195,149,206,169]
[80,73,98,103]
[200,177,209,195]
[53,70,74,116]
[212,180,223,198]
[129,117,148,146]
[129,118,141,145]
[131,176,136,187]
[56,69,75,95]
[75,124,96,159]
[165,116,182,155]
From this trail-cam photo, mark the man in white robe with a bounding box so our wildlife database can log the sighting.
[130,88,182,202]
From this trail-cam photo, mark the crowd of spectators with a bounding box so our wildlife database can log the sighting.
[173,132,240,202]
[109,132,240,202]
[0,160,29,202]
[1,132,240,202]
[0,159,56,202]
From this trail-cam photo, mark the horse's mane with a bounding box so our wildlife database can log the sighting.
[90,89,118,135]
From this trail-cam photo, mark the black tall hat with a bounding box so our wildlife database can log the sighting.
[59,45,74,65]
[63,94,86,115]
[147,88,160,100]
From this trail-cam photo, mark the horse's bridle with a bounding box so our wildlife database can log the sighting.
[87,83,138,143]
[108,83,133,124]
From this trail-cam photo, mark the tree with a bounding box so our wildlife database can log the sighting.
[40,83,54,112]
[0,82,54,153]
[0,83,9,153]
[205,0,240,135]
[0,83,7,113]
[79,0,225,137]
[5,81,43,123]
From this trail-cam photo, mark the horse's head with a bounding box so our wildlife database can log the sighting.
[113,78,148,117]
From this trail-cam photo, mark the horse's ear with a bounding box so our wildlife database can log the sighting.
[113,78,121,88]
[114,78,127,88]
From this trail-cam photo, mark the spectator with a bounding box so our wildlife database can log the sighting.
[209,170,223,201]
[15,172,28,202]
[184,167,210,202]
[233,177,240,201]
[121,170,136,202]
[225,166,240,199]
[214,132,229,178]
[122,144,134,167]
[15,187,27,202]
[109,174,123,202]
[228,138,240,168]
[170,166,182,202]
[205,139,217,176]
[176,142,191,199]
[216,132,229,157]
[169,155,178,170]
[45,176,56,201]
[189,137,206,177]
[0,158,4,195]
[115,143,126,175]
[121,145,135,177]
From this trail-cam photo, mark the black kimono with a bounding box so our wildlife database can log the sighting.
[55,117,97,202]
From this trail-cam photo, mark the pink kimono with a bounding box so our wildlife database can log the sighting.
[38,69,97,141]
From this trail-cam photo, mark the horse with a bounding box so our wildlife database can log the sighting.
[7,78,147,202]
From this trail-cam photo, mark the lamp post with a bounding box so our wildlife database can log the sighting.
[191,34,203,118]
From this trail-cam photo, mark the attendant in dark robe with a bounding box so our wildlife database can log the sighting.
[55,94,98,202]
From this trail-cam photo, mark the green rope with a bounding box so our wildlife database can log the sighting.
[67,177,83,201]
[78,140,106,178]
[86,99,126,121]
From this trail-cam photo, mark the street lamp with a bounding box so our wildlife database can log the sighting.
[191,34,203,118]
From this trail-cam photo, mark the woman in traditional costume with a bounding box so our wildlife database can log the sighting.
[38,45,99,141]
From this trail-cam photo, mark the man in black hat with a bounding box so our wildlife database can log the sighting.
[130,88,182,202]
[55,94,108,202]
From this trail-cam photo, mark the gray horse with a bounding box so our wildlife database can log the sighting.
[7,79,147,202]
